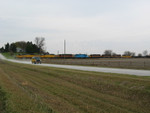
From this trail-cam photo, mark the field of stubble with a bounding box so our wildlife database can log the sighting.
[0,60,150,113]
[42,58,150,70]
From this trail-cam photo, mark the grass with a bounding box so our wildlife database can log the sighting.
[0,87,7,113]
[0,60,150,113]
[1,52,18,59]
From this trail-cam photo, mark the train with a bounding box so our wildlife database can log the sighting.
[16,54,135,59]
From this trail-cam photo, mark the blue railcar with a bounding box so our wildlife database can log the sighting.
[74,54,89,58]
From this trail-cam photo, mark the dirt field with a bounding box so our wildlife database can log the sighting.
[42,58,150,70]
[0,60,150,113]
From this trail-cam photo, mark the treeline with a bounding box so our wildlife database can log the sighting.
[0,37,46,54]
[0,41,40,53]
[103,50,149,57]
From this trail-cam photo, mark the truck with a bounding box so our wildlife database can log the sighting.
[31,57,41,64]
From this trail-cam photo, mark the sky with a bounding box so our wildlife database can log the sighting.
[0,0,150,55]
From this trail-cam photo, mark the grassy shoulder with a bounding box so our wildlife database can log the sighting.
[0,87,7,113]
[0,60,150,113]
[1,52,18,59]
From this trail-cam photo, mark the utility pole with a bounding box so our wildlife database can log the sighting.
[64,40,66,59]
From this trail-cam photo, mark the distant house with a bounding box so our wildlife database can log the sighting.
[16,47,25,53]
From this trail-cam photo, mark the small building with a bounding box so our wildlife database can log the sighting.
[16,47,25,53]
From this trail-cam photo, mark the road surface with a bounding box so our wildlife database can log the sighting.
[0,53,150,76]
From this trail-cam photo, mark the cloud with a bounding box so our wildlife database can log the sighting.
[0,0,150,54]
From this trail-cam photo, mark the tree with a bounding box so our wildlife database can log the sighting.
[25,42,34,53]
[0,47,5,52]
[4,43,10,52]
[112,52,117,56]
[131,52,135,57]
[15,41,27,52]
[35,37,45,54]
[32,44,40,53]
[10,43,17,52]
[25,41,40,53]
[138,53,142,57]
[143,50,148,56]
[104,50,113,56]
[123,51,135,56]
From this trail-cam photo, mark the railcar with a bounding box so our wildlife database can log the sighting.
[16,54,35,59]
[41,54,55,58]
[56,54,73,58]
[121,55,132,58]
[90,54,101,58]
[112,55,121,58]
[74,54,89,58]
[102,55,112,58]
[16,55,23,58]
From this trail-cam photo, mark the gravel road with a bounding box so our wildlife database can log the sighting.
[0,53,150,76]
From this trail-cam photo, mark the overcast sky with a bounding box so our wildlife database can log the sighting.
[0,0,150,54]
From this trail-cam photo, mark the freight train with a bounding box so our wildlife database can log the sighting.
[16,54,133,59]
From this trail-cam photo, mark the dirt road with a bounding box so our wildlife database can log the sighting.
[0,53,150,76]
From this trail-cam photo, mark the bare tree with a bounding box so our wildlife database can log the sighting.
[112,52,117,56]
[131,52,135,57]
[123,51,135,56]
[104,50,113,56]
[138,53,142,57]
[35,37,45,54]
[143,50,148,56]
